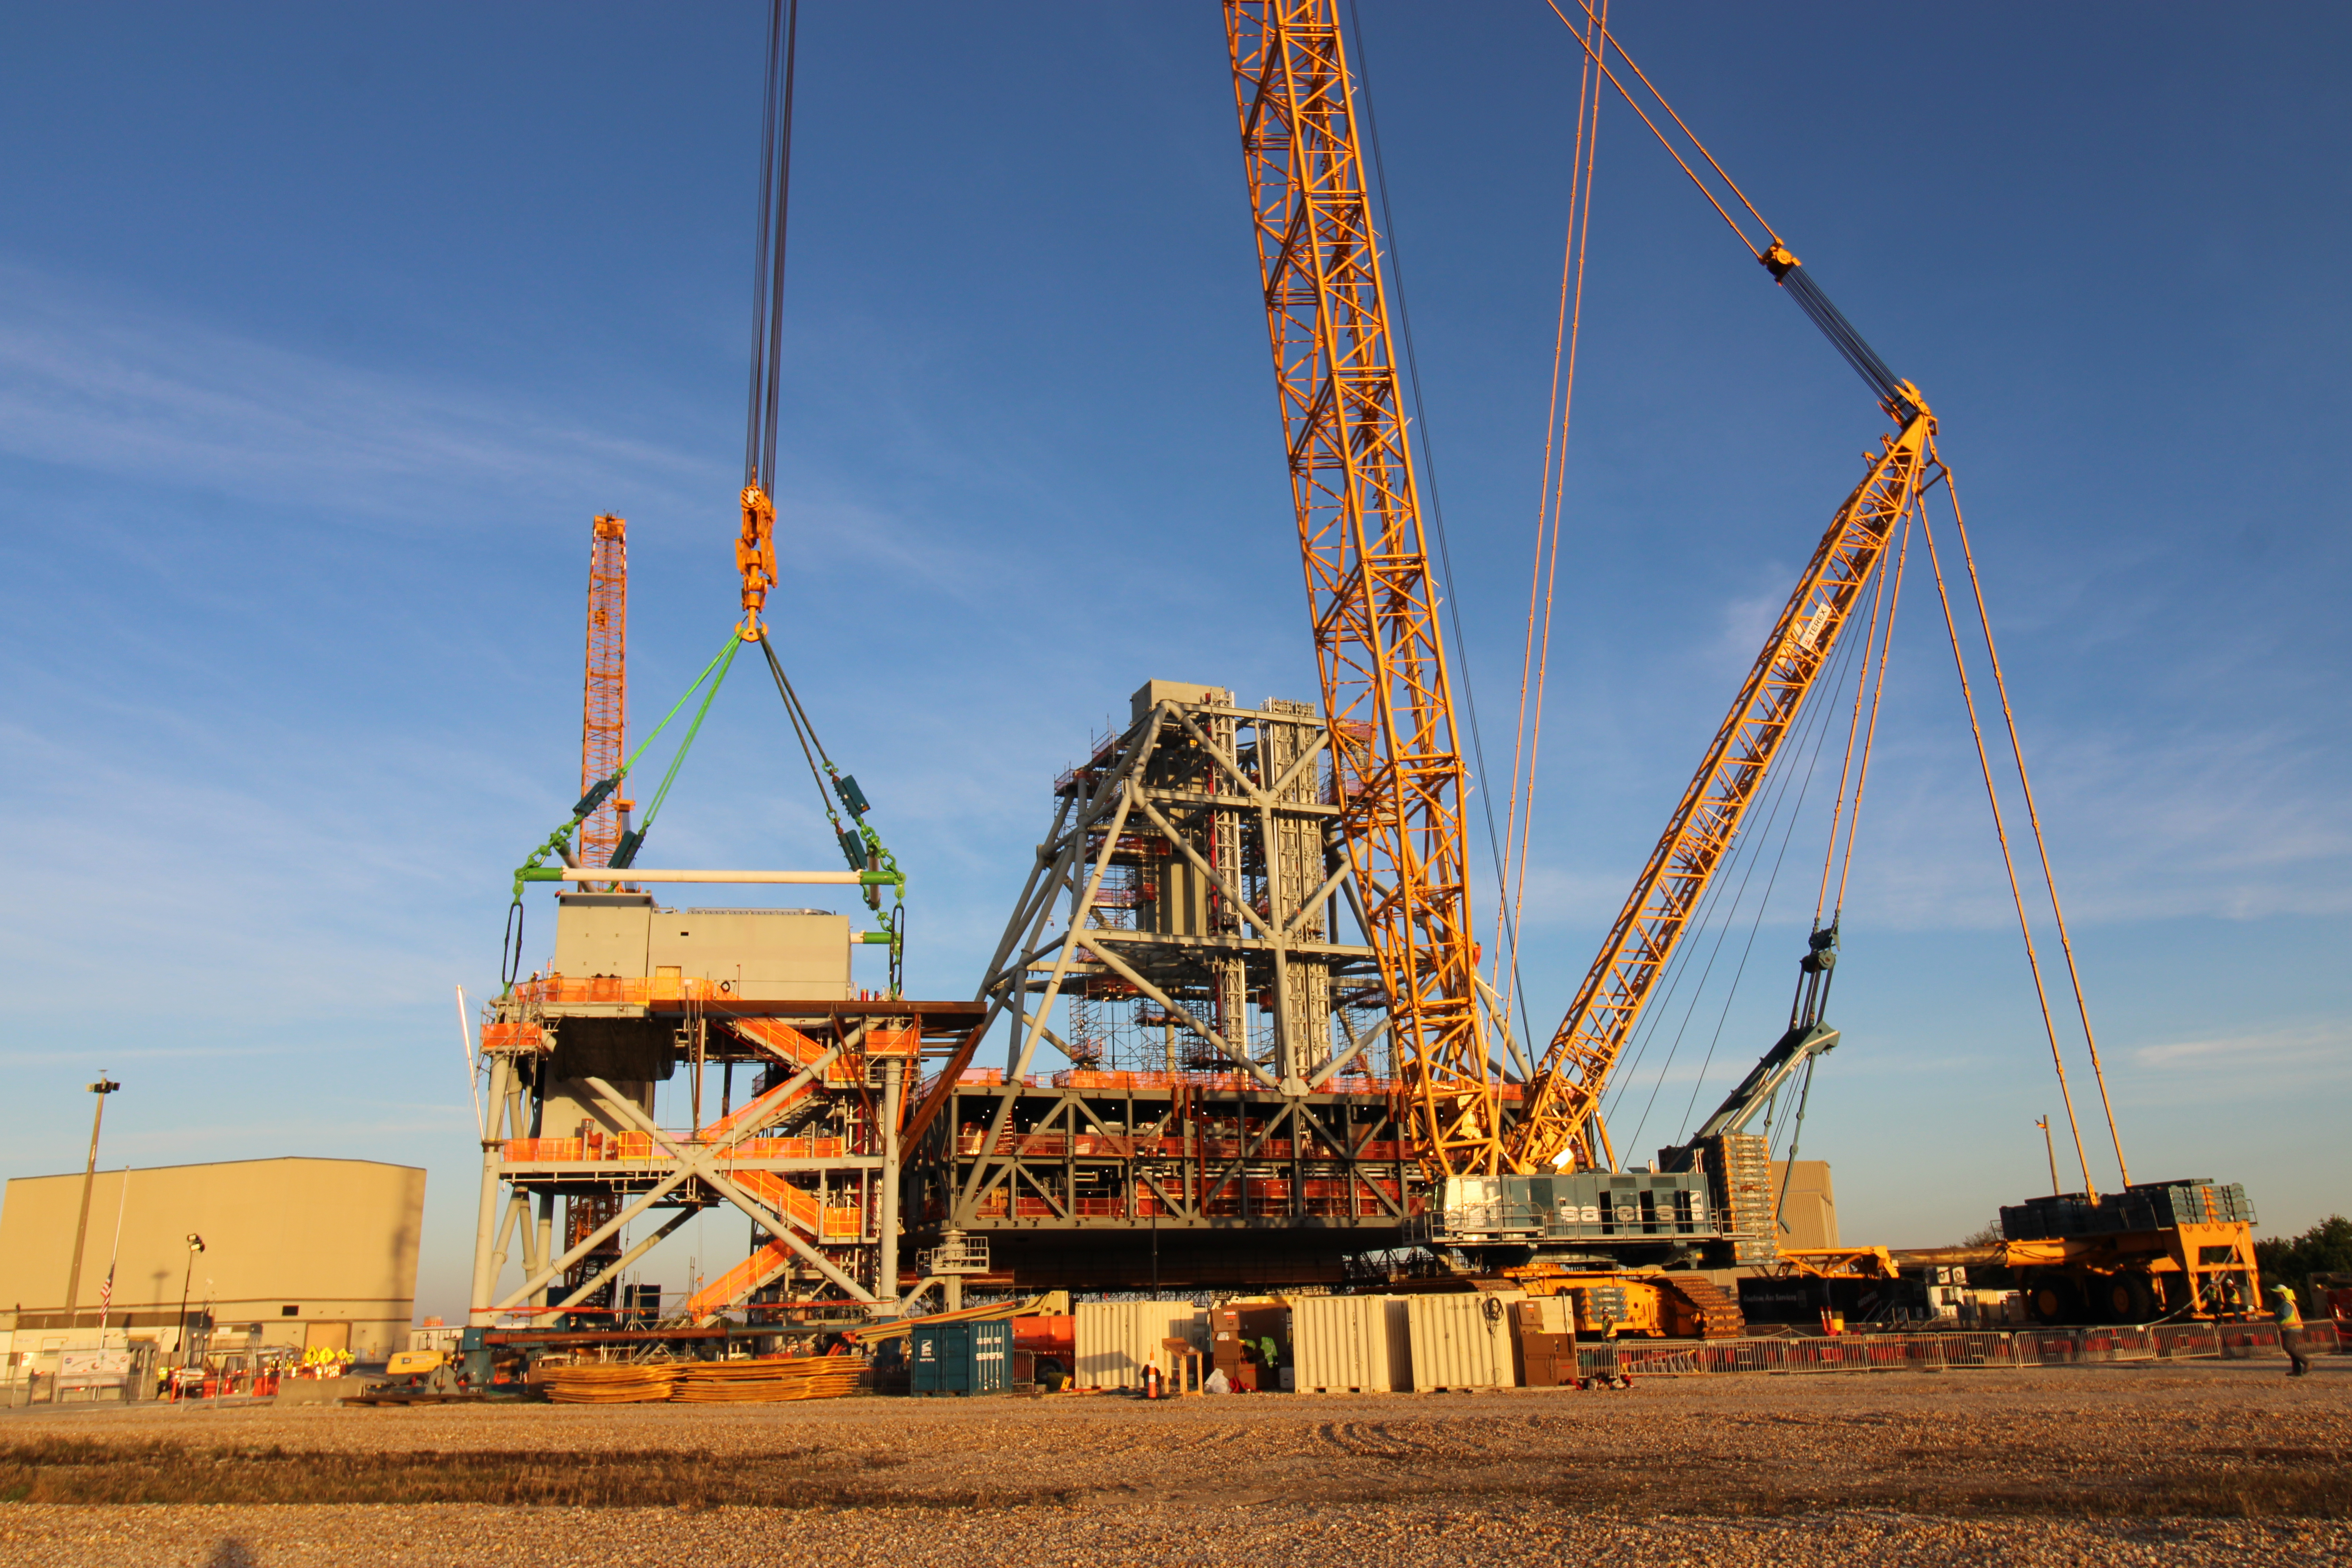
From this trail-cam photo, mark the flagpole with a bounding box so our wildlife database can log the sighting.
[98,1165,129,1347]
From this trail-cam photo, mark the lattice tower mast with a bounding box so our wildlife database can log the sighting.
[1224,1,1504,1176]
[578,514,628,869]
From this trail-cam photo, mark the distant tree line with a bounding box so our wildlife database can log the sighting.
[2257,1215,2352,1313]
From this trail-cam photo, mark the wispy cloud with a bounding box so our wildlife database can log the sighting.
[2132,1019,2349,1074]
[0,263,722,517]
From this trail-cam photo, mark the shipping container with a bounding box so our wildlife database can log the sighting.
[1404,1294,1515,1390]
[1518,1330,1580,1387]
[1073,1300,1207,1390]
[910,1319,1011,1397]
[1291,1295,1412,1392]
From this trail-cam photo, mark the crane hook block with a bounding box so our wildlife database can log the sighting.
[737,484,779,640]
[832,773,871,818]
[1760,240,1801,279]
[572,776,619,821]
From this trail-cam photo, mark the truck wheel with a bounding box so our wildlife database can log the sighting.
[2107,1272,2156,1323]
[2083,1272,2155,1324]
[2026,1274,2080,1325]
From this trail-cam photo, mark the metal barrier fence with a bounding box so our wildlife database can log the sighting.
[1584,1321,2341,1379]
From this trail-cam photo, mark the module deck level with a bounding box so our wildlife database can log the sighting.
[905,1073,1430,1287]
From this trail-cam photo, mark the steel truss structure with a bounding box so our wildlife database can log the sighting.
[901,682,1493,1286]
[469,976,981,1327]
[577,514,629,871]
[1225,0,1502,1174]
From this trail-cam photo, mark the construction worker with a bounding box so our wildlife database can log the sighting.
[2272,1283,2311,1377]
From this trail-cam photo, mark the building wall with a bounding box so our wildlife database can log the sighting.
[0,1157,424,1359]
[1768,1159,1839,1250]
[548,893,850,1002]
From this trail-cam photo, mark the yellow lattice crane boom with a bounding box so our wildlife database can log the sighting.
[1509,390,1936,1173]
[1223,0,1504,1174]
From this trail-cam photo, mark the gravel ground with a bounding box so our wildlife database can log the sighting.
[2,1358,2343,1565]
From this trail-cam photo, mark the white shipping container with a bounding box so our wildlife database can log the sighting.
[1074,1300,1207,1389]
[1405,1294,1515,1390]
[1290,1295,1412,1392]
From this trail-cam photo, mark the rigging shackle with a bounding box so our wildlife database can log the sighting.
[737,483,778,639]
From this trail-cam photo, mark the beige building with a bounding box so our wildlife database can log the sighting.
[0,1157,424,1361]
[1768,1159,1839,1251]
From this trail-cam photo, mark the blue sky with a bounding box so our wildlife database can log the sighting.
[3,3,2344,1319]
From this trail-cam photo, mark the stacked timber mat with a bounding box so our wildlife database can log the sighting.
[670,1356,869,1403]
[541,1364,681,1404]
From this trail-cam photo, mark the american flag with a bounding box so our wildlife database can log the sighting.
[98,1266,113,1317]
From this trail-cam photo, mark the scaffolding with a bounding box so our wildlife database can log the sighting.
[993,681,1386,1091]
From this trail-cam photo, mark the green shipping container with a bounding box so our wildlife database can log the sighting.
[910,1319,1012,1396]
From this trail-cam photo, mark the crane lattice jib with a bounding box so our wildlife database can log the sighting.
[1509,407,1937,1172]
[579,513,628,869]
[1225,0,1504,1175]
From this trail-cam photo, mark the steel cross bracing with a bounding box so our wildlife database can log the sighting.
[1511,408,1939,1172]
[969,690,1380,1096]
[1225,0,1501,1175]
[467,989,971,1327]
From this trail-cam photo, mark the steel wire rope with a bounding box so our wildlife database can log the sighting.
[757,633,846,832]
[1597,612,1867,1118]
[1603,612,1863,1152]
[1537,0,1921,425]
[630,638,745,843]
[605,630,746,820]
[1631,684,1840,1161]
[744,0,801,492]
[1918,497,2102,1198]
[1345,0,1535,1075]
[1811,507,1908,927]
[1936,463,2128,1187]
[1537,0,1768,260]
[1767,1053,1818,1238]
[1830,507,1915,924]
[1499,0,1606,1044]
[1664,667,1849,1148]
[1554,0,1779,244]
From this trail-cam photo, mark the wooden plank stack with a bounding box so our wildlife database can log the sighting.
[542,1364,682,1403]
[669,1356,869,1404]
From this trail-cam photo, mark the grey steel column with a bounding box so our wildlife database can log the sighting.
[467,1055,513,1327]
[879,1056,903,1308]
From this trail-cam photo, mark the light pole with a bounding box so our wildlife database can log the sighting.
[176,1234,206,1368]
[62,1074,122,1327]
